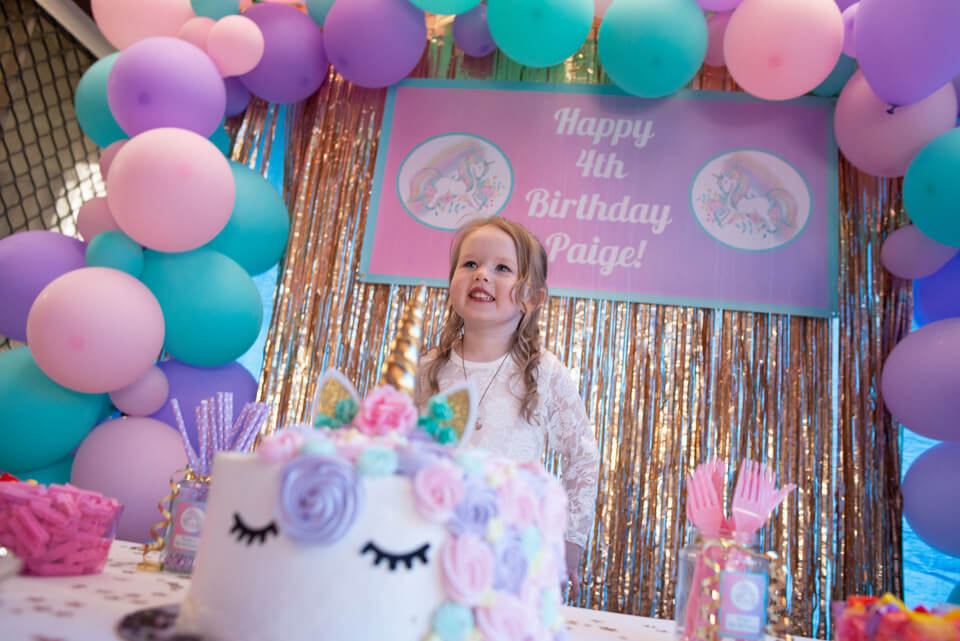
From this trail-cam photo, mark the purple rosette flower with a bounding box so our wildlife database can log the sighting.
[493,530,529,595]
[277,455,364,545]
[449,482,499,537]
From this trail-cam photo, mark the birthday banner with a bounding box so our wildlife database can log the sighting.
[360,79,838,317]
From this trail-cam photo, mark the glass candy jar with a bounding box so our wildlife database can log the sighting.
[675,527,771,641]
[162,474,210,574]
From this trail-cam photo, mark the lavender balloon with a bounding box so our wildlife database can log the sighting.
[324,0,427,89]
[0,231,86,343]
[902,443,960,557]
[915,252,960,327]
[453,4,496,58]
[855,0,960,106]
[107,37,225,138]
[840,4,857,58]
[224,77,250,117]
[880,318,960,441]
[239,3,328,104]
[881,225,958,280]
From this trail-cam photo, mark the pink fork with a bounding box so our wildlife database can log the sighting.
[683,461,727,639]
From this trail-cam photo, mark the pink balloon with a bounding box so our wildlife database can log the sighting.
[724,0,843,101]
[207,15,265,77]
[881,225,959,280]
[178,16,215,50]
[71,417,187,542]
[841,3,857,59]
[91,0,194,50]
[26,267,165,394]
[107,128,235,252]
[98,140,127,180]
[704,12,732,67]
[76,197,121,241]
[109,365,170,416]
[835,71,957,178]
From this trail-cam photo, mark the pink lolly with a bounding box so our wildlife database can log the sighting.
[13,505,51,544]
[29,499,70,527]
[53,492,81,520]
[0,484,42,503]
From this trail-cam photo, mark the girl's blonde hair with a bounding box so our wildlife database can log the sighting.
[420,216,548,422]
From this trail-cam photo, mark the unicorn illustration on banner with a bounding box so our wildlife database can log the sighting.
[401,136,509,229]
[692,151,810,251]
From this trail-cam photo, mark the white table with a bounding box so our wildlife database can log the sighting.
[0,541,788,641]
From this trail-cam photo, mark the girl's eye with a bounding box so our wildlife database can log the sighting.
[230,512,278,546]
[496,264,512,272]
[462,260,477,269]
[361,541,430,571]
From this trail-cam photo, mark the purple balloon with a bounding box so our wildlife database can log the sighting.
[107,37,226,138]
[915,252,960,327]
[902,443,960,557]
[834,0,856,10]
[881,225,958,280]
[453,5,496,58]
[148,358,258,455]
[953,74,960,119]
[238,3,328,104]
[324,0,427,89]
[881,318,960,441]
[0,231,87,343]
[224,77,250,117]
[855,0,960,106]
[841,4,857,59]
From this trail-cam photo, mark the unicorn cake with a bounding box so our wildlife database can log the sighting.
[176,288,570,641]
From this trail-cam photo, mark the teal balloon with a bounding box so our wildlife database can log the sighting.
[210,124,231,157]
[191,0,237,20]
[949,581,960,606]
[305,0,337,25]
[487,0,593,68]
[811,54,857,97]
[904,128,960,247]
[86,230,144,277]
[11,454,74,484]
[204,162,290,275]
[0,347,109,472]
[75,52,127,148]
[140,248,263,367]
[598,0,707,98]
[409,0,482,15]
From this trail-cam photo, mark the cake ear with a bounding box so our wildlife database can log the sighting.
[309,368,361,429]
[421,381,478,449]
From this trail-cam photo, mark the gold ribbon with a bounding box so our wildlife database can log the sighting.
[137,468,212,572]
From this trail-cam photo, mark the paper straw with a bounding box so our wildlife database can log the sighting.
[170,399,200,472]
[197,400,210,477]
[225,393,234,449]
[230,404,251,450]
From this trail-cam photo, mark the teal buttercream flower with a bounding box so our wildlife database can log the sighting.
[334,398,359,424]
[418,415,439,435]
[429,395,455,421]
[435,425,457,445]
[454,451,485,478]
[356,446,399,476]
[520,526,541,560]
[433,602,474,641]
[540,588,559,625]
[313,414,338,429]
[300,439,336,456]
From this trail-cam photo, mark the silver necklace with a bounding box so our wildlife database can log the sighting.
[460,341,510,431]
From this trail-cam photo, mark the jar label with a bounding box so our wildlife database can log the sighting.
[169,499,206,555]
[718,571,768,640]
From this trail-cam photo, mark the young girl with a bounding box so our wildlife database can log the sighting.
[417,216,600,600]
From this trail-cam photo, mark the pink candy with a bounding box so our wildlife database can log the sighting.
[0,482,122,576]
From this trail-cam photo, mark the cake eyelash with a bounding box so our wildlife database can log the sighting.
[230,512,279,546]
[360,541,430,571]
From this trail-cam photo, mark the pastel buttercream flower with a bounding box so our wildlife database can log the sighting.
[433,602,475,641]
[414,460,465,522]
[455,451,487,478]
[493,530,529,595]
[429,395,456,421]
[353,385,418,436]
[356,446,399,476]
[498,478,540,529]
[486,517,505,542]
[299,438,336,457]
[258,430,305,463]
[396,445,441,478]
[485,459,515,488]
[476,593,541,641]
[277,455,363,544]
[449,483,499,537]
[441,535,495,606]
[520,526,541,560]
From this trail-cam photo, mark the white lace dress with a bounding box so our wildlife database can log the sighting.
[418,349,600,548]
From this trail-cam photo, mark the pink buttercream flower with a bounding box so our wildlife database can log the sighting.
[498,479,540,529]
[413,460,464,522]
[257,430,305,464]
[352,385,418,437]
[476,594,545,641]
[441,534,495,606]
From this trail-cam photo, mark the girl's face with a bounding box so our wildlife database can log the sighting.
[449,225,525,334]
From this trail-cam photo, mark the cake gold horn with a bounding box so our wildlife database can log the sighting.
[379,284,426,397]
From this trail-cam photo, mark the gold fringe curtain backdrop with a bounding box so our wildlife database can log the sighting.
[233,24,908,639]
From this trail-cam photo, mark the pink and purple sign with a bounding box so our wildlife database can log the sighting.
[360,79,838,317]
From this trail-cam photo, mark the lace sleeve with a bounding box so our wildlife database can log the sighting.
[542,356,600,548]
